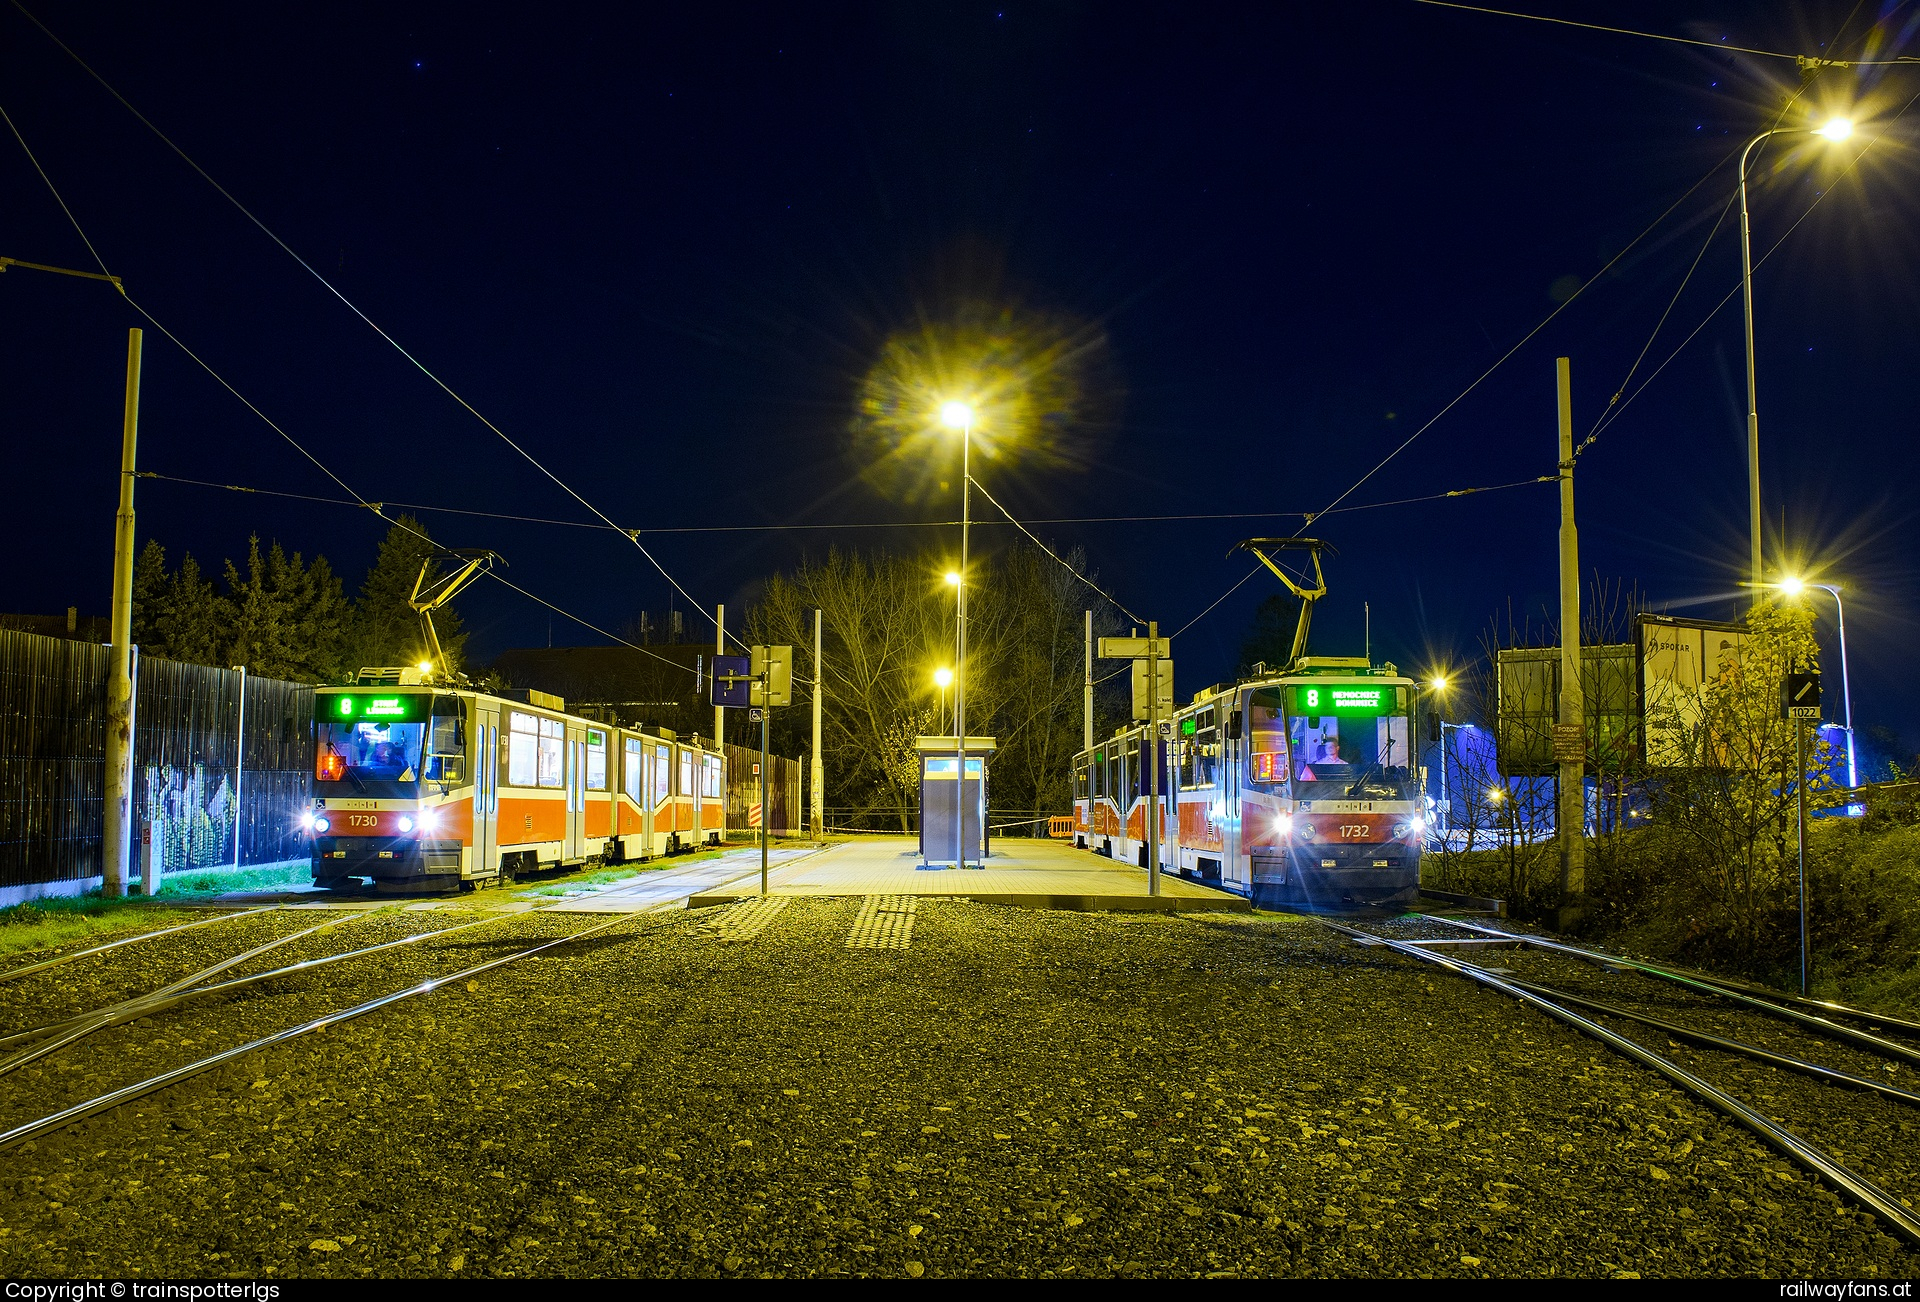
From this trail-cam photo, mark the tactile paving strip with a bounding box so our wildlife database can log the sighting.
[845,895,916,950]
[699,895,790,941]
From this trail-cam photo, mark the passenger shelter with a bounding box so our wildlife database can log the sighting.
[916,735,996,867]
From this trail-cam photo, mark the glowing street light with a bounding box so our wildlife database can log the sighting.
[1775,576,1857,794]
[940,400,974,430]
[1739,117,1857,603]
[944,570,961,587]
[1429,675,1448,692]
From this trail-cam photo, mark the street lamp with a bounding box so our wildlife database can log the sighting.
[940,402,975,868]
[1777,576,1858,795]
[1739,118,1855,603]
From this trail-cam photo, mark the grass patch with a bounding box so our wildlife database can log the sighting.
[153,861,313,898]
[522,866,648,897]
[0,898,189,960]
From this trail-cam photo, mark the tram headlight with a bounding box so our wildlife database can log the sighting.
[417,807,442,834]
[1273,814,1294,838]
[311,815,331,834]
[397,815,416,834]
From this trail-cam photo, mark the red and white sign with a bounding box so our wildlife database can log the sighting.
[749,802,763,828]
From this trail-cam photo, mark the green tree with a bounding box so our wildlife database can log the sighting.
[222,537,350,681]
[129,538,226,667]
[1236,592,1297,675]
[344,516,464,674]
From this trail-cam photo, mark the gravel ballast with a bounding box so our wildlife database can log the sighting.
[0,898,1914,1278]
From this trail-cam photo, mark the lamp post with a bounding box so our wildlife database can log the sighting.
[941,401,974,868]
[1779,576,1857,796]
[1740,117,1854,604]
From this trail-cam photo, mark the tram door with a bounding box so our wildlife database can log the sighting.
[475,706,499,878]
[563,724,583,863]
[689,744,704,845]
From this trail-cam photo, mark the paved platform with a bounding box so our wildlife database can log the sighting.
[681,836,1249,913]
[545,845,825,912]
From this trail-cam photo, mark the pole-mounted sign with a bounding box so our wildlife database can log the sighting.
[1782,672,1822,721]
[712,654,752,708]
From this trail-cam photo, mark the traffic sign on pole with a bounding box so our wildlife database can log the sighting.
[1782,672,1822,721]
[1098,636,1171,660]
[713,654,752,707]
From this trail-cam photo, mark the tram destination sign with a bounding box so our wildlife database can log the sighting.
[318,693,429,723]
[1292,684,1396,717]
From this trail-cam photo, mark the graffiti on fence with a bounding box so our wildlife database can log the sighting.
[143,763,234,870]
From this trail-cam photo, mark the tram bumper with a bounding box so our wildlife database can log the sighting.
[312,837,464,884]
[1250,845,1418,912]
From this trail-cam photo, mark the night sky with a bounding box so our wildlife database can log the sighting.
[3,3,1916,752]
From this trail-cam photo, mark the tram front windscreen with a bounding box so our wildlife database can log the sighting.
[1248,685,1414,800]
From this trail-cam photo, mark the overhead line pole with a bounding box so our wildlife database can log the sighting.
[104,328,142,899]
[1556,357,1586,923]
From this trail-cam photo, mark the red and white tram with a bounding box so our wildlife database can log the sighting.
[1071,657,1426,911]
[307,673,723,889]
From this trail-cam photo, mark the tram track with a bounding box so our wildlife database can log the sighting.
[0,904,677,1153]
[1328,915,1920,1248]
[0,851,776,1157]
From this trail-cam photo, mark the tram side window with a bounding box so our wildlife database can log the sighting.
[426,707,466,784]
[585,730,608,791]
[623,737,643,802]
[653,744,672,807]
[1191,707,1218,788]
[1106,750,1121,802]
[704,754,723,798]
[507,712,538,787]
[1072,760,1087,800]
[679,749,694,801]
[1091,753,1105,799]
[1246,695,1288,789]
[1124,738,1140,801]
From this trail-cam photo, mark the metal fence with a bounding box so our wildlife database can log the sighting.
[0,627,315,892]
[0,629,111,891]
[723,742,804,835]
[136,660,314,874]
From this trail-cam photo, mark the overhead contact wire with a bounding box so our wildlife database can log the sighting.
[967,474,1146,625]
[2,99,713,686]
[1404,0,1920,65]
[10,2,739,649]
[1308,145,1743,524]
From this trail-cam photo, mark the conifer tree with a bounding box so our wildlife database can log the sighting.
[344,516,465,674]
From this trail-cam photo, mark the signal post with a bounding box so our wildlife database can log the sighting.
[1097,628,1172,897]
[714,646,790,894]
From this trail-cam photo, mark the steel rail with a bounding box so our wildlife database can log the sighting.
[1635,968,1920,1038]
[1502,976,1920,1108]
[0,912,507,1052]
[1422,913,1920,1036]
[1423,915,1920,1067]
[1323,919,1920,1246]
[0,913,365,1076]
[0,906,669,1153]
[0,906,280,984]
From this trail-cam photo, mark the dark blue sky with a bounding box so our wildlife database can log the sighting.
[4,2,1917,752]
